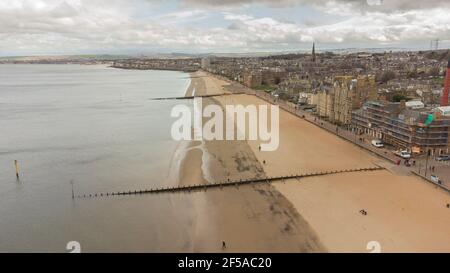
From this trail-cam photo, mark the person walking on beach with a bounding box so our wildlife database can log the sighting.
[222,241,227,250]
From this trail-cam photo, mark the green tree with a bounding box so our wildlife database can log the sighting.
[392,94,409,102]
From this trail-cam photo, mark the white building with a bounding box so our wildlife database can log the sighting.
[405,100,425,110]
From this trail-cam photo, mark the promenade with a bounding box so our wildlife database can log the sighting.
[214,73,450,194]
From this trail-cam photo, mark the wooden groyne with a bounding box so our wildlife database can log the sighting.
[76,166,384,199]
[150,92,244,101]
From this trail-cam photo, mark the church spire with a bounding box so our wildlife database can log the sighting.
[312,42,316,62]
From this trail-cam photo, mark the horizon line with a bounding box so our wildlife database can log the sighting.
[1,47,449,59]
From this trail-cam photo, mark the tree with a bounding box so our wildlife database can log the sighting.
[407,69,418,79]
[392,94,409,102]
[427,67,441,77]
[380,70,397,83]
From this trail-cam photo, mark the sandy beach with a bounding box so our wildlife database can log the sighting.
[175,70,450,252]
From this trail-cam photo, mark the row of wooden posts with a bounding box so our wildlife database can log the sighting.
[75,166,384,199]
[14,160,19,179]
[150,92,244,101]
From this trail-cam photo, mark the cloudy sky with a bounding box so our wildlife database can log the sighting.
[0,0,449,56]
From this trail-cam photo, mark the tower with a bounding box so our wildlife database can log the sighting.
[440,59,450,106]
[312,42,316,62]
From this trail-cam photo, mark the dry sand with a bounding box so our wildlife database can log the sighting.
[276,171,450,252]
[175,70,450,253]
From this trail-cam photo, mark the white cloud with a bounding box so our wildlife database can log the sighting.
[183,0,450,13]
[220,8,450,46]
[0,0,449,55]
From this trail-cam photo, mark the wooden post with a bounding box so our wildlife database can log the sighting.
[14,160,19,179]
[70,180,75,199]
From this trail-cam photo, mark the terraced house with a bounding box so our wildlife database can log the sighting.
[316,75,377,125]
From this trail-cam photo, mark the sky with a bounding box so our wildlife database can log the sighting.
[0,0,449,56]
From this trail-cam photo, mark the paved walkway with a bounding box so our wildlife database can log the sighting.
[224,81,450,193]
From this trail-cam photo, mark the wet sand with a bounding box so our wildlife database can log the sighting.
[177,71,325,252]
[175,70,450,252]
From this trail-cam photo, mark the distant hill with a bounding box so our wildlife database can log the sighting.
[0,54,132,63]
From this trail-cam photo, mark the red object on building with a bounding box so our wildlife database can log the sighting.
[440,59,450,106]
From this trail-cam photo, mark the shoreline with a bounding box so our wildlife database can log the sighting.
[174,71,326,252]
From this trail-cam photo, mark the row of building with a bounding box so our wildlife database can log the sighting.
[297,58,450,155]
[311,75,377,125]
[295,73,450,155]
[352,101,450,155]
[112,58,201,72]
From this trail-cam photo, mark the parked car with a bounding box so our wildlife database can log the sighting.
[435,155,450,161]
[371,139,384,148]
[394,150,411,159]
[430,175,442,184]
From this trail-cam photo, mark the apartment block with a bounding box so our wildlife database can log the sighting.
[352,101,450,155]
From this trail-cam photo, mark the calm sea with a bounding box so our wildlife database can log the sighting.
[0,64,196,252]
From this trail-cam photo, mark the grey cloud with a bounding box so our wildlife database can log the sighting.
[1,0,449,55]
[182,0,450,13]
